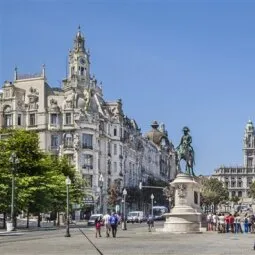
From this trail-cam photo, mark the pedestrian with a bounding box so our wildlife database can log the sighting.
[95,217,102,238]
[147,215,154,232]
[244,214,249,233]
[103,211,111,237]
[109,212,118,238]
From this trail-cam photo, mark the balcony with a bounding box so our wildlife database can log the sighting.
[82,144,93,150]
[82,164,93,170]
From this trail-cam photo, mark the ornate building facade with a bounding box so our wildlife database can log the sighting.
[0,28,177,214]
[213,120,255,202]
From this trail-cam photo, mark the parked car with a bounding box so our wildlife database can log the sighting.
[127,211,145,223]
[87,214,103,226]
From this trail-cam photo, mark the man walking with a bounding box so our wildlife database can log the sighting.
[103,211,111,237]
[109,212,118,238]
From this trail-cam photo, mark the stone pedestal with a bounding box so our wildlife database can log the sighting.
[161,173,202,233]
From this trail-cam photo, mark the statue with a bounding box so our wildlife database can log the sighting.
[175,126,195,176]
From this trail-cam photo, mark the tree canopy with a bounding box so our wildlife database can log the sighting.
[200,177,229,206]
[0,129,86,224]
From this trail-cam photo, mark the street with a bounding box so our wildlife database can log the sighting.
[0,221,254,255]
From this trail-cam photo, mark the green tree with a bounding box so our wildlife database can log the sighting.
[249,181,255,199]
[200,177,229,209]
[230,195,240,204]
[0,129,86,228]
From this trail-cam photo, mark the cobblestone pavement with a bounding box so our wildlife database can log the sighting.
[0,222,254,255]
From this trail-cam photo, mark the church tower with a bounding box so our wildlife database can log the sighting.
[67,26,90,86]
[243,120,255,167]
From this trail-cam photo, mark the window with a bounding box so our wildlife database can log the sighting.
[82,154,93,169]
[83,174,92,188]
[65,113,72,125]
[225,182,229,188]
[50,113,58,125]
[82,134,93,149]
[64,134,73,147]
[114,162,117,172]
[3,106,12,127]
[5,90,10,98]
[247,158,253,167]
[114,144,117,155]
[231,191,236,197]
[119,145,123,156]
[107,142,111,156]
[231,182,236,187]
[29,113,36,126]
[107,160,111,174]
[238,191,242,197]
[114,128,117,136]
[65,155,73,165]
[4,114,12,127]
[18,114,21,126]
[51,135,59,148]
[237,181,242,187]
[81,67,84,76]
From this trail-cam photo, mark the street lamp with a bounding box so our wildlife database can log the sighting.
[65,176,71,237]
[9,152,19,231]
[99,173,104,214]
[151,194,154,219]
[121,199,124,217]
[122,188,127,230]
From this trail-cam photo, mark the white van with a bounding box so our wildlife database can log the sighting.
[127,211,145,223]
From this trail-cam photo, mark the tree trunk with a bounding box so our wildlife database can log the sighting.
[26,210,29,228]
[57,211,60,226]
[37,213,41,227]
[14,214,17,228]
[3,212,6,229]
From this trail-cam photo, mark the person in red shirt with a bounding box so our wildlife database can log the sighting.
[229,214,235,233]
[225,214,230,233]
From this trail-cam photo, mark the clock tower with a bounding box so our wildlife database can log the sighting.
[68,26,90,86]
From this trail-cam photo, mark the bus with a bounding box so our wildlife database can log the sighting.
[153,206,168,220]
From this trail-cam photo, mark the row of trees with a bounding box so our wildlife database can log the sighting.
[0,129,86,228]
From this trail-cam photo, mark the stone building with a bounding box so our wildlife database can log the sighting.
[0,28,177,214]
[213,120,255,202]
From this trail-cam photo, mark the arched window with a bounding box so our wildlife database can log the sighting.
[238,191,242,197]
[3,105,12,127]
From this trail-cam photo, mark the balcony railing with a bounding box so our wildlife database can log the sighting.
[82,144,93,150]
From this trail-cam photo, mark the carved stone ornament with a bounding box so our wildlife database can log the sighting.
[176,184,187,198]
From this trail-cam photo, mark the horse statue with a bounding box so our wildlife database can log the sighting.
[175,126,195,176]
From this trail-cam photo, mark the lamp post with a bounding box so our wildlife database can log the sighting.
[9,152,19,231]
[122,188,127,230]
[121,199,124,217]
[99,173,104,214]
[65,176,71,237]
[151,194,154,219]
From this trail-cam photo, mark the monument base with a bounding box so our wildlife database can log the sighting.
[160,173,202,233]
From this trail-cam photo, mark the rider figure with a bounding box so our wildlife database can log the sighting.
[177,126,193,154]
[176,126,195,176]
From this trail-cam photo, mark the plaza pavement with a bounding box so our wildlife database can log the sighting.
[0,222,254,255]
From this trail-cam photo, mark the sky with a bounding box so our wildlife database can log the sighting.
[1,0,255,176]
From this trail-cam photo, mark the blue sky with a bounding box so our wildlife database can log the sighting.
[1,0,255,175]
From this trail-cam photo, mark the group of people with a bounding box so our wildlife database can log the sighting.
[207,212,255,233]
[95,211,121,238]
